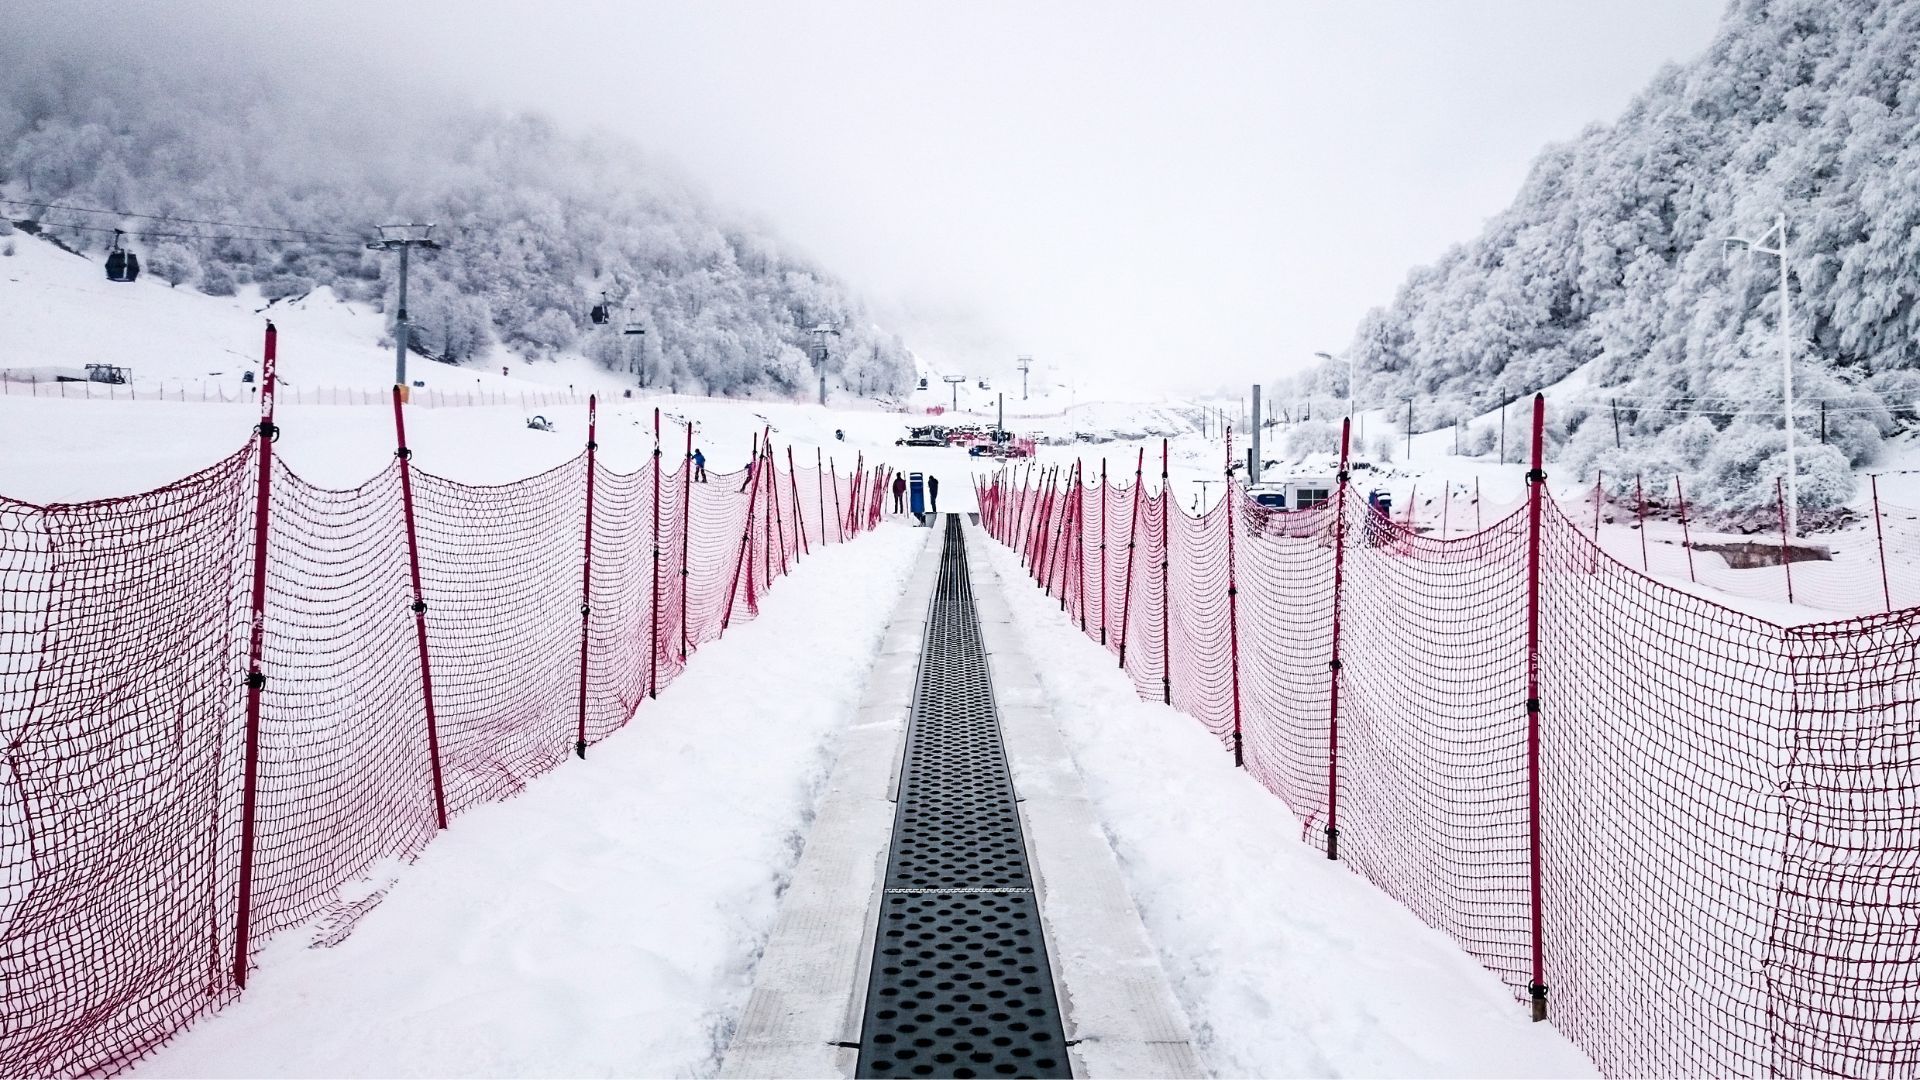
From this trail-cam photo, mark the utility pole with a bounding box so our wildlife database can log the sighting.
[1404,397,1414,461]
[1017,355,1032,401]
[368,224,440,396]
[997,392,1004,439]
[811,323,841,406]
[944,374,966,412]
[1250,384,1262,485]
[1727,212,1799,537]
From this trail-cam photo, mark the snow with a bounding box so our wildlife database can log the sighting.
[132,523,925,1079]
[976,536,1599,1079]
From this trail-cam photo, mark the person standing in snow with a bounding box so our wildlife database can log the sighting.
[691,447,708,483]
[928,474,940,513]
[892,473,907,513]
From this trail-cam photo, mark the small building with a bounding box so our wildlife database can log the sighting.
[1248,477,1335,511]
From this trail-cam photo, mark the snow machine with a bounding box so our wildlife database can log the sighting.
[526,414,555,432]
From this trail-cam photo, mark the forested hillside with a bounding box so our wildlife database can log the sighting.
[1297,0,1920,513]
[0,47,913,399]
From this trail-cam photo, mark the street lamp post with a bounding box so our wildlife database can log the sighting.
[1727,212,1799,538]
[367,224,441,394]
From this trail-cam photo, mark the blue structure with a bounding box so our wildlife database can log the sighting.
[909,472,927,518]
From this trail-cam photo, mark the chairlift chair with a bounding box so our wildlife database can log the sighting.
[590,303,610,325]
[104,229,140,283]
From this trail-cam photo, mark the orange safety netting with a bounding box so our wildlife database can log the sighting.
[0,361,886,1076]
[981,412,1920,1079]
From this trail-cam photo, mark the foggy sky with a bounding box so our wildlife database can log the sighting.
[32,1,1728,393]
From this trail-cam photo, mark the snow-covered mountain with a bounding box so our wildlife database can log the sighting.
[0,44,913,400]
[1296,0,1920,516]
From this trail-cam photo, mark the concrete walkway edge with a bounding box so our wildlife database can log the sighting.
[720,526,943,1079]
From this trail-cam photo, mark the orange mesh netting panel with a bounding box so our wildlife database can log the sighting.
[981,415,1920,1078]
[1,451,254,1077]
[0,377,879,1077]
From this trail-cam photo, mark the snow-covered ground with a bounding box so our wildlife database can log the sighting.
[977,536,1598,1079]
[132,523,924,1078]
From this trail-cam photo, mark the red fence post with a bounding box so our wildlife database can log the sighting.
[1076,461,1090,632]
[1099,458,1110,645]
[1634,473,1650,573]
[649,407,662,700]
[767,440,788,579]
[1225,428,1245,768]
[233,321,280,989]
[681,421,693,661]
[1523,393,1549,1023]
[392,386,448,830]
[829,457,844,543]
[1675,475,1698,583]
[1059,461,1075,599]
[789,446,810,556]
[574,395,600,759]
[1117,448,1145,669]
[1159,438,1171,706]
[1776,476,1796,605]
[723,445,766,630]
[1325,418,1351,861]
[1590,471,1604,574]
[1873,474,1892,612]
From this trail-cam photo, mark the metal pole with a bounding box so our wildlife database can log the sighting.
[1675,475,1698,584]
[1523,393,1548,1023]
[1779,213,1798,539]
[233,321,280,989]
[1873,474,1892,612]
[1591,472,1604,574]
[1776,476,1795,605]
[394,242,411,388]
[723,442,765,630]
[1633,473,1650,572]
[1250,384,1262,485]
[1405,398,1413,461]
[393,386,448,830]
[574,396,600,759]
[1612,399,1621,449]
[1325,417,1351,860]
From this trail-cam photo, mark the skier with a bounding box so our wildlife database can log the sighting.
[835,428,845,441]
[928,474,940,514]
[892,473,907,513]
[691,447,708,483]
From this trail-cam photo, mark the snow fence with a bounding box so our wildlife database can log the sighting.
[0,332,894,1078]
[980,401,1918,1080]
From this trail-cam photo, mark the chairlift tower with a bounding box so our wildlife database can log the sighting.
[367,224,441,393]
[944,375,967,413]
[623,316,647,385]
[811,323,841,406]
[1017,355,1033,401]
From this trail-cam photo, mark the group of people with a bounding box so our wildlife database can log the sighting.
[684,445,943,518]
[891,472,938,514]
